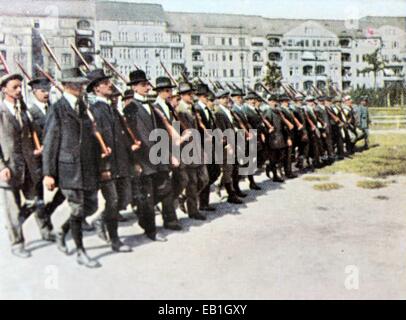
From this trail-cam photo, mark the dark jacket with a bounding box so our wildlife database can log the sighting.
[90,99,135,180]
[42,96,102,191]
[264,107,288,150]
[0,101,42,189]
[124,98,169,176]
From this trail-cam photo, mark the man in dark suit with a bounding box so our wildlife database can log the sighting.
[151,76,183,230]
[194,83,221,212]
[177,82,210,220]
[28,78,65,238]
[124,70,176,241]
[214,90,244,204]
[43,68,106,268]
[86,69,133,252]
[0,73,44,258]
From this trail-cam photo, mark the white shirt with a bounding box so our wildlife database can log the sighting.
[32,97,48,115]
[198,100,210,121]
[134,92,151,115]
[3,99,18,117]
[94,95,111,105]
[155,95,171,119]
[63,92,78,111]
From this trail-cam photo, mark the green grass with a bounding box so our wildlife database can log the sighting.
[319,133,406,178]
[357,180,389,189]
[313,183,343,191]
[369,108,406,117]
[303,176,331,182]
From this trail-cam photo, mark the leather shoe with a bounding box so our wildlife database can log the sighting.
[164,221,183,231]
[41,230,56,242]
[77,249,101,268]
[11,244,31,259]
[189,212,207,221]
[146,233,168,242]
[200,205,216,212]
[111,239,132,253]
[117,213,128,222]
[235,190,248,198]
[227,194,243,204]
[286,173,298,179]
[273,176,285,183]
[82,220,95,232]
[249,182,262,191]
[56,231,69,255]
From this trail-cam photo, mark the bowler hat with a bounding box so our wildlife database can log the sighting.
[0,73,24,88]
[86,69,112,93]
[28,77,51,91]
[178,82,194,95]
[127,69,150,86]
[60,68,88,84]
[155,76,176,90]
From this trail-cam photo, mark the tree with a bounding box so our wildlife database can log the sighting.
[358,47,386,89]
[263,61,282,92]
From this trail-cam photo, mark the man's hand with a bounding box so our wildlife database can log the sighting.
[134,164,143,176]
[0,168,11,182]
[44,176,56,191]
[33,146,43,157]
[131,142,141,152]
[287,138,293,147]
[180,129,193,144]
[101,147,112,159]
[100,171,112,182]
[171,156,180,168]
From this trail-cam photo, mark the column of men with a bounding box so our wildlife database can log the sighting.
[0,67,370,268]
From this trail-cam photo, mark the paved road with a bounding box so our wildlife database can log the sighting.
[1,172,405,300]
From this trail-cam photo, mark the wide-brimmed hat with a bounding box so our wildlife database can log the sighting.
[293,94,304,101]
[123,89,134,100]
[230,87,244,97]
[195,83,210,96]
[278,94,290,102]
[178,82,194,95]
[155,76,176,90]
[28,77,51,91]
[0,73,24,88]
[86,69,112,93]
[60,68,88,84]
[267,94,279,101]
[127,69,150,86]
[245,91,260,101]
[215,89,230,99]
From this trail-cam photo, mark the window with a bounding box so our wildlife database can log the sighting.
[239,37,246,47]
[77,20,90,29]
[229,38,232,46]
[61,53,72,66]
[100,31,111,42]
[101,47,112,59]
[192,51,202,61]
[221,38,225,45]
[208,37,215,46]
[253,52,261,62]
[229,53,233,61]
[223,69,227,77]
[222,53,226,61]
[288,39,293,46]
[253,67,262,77]
[143,33,148,42]
[230,69,234,77]
[193,66,203,77]
[191,35,201,45]
[135,32,140,42]
[171,33,181,43]
[119,32,128,42]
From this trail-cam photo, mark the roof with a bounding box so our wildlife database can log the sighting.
[96,1,166,23]
[0,0,96,19]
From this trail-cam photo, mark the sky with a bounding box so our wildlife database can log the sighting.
[110,0,406,20]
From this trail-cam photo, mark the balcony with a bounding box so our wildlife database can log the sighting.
[76,29,94,37]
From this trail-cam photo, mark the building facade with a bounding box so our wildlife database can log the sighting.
[0,0,405,92]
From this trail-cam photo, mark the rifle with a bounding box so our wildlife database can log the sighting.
[160,60,179,86]
[15,61,32,81]
[230,109,253,140]
[39,34,62,71]
[70,43,91,71]
[35,64,64,93]
[99,55,130,84]
[244,86,275,133]
[0,51,11,74]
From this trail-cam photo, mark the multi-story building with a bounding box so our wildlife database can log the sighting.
[0,0,405,92]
